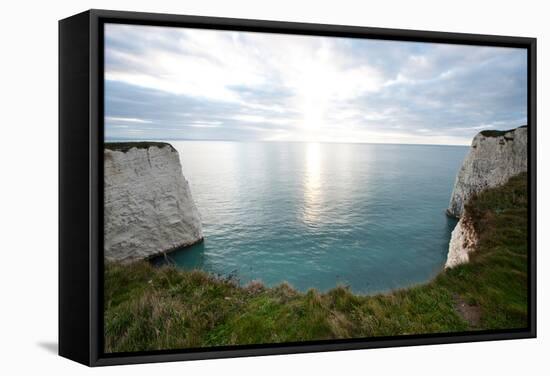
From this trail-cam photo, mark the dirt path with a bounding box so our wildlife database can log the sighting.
[454,294,481,327]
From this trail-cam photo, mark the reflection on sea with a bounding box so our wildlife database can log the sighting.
[303,143,322,225]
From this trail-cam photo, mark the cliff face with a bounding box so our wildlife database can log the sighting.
[447,126,527,218]
[104,142,203,262]
[445,215,477,268]
[445,125,527,268]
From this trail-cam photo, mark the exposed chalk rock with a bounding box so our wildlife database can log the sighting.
[447,126,527,218]
[104,142,203,262]
[445,215,478,269]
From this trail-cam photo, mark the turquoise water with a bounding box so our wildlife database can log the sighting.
[156,141,467,295]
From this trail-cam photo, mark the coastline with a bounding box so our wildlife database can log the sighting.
[104,173,528,352]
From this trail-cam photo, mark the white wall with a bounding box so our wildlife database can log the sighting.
[0,0,547,374]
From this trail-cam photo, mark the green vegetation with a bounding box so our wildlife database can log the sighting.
[104,141,175,153]
[104,173,528,353]
[480,125,526,138]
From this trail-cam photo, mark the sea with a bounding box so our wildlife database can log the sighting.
[154,141,468,295]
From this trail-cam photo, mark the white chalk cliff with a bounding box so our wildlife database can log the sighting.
[445,215,478,268]
[445,126,527,268]
[104,142,203,262]
[447,126,527,218]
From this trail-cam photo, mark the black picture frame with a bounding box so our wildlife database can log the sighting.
[59,9,537,367]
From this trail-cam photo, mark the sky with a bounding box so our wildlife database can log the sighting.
[104,24,527,145]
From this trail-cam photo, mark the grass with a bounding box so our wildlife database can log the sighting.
[480,125,526,138]
[104,141,175,153]
[104,173,528,353]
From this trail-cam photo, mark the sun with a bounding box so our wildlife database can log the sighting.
[295,58,333,142]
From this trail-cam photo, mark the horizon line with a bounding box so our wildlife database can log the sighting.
[104,138,471,148]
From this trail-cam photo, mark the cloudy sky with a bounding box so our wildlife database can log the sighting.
[104,24,527,145]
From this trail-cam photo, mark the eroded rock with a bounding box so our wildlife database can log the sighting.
[104,142,203,262]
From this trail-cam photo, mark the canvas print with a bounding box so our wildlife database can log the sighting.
[102,23,529,353]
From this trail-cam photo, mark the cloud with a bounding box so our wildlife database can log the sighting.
[104,24,527,145]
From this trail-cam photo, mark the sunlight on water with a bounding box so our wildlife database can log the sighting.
[303,143,322,225]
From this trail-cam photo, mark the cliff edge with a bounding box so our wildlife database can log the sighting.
[445,126,527,268]
[447,126,527,218]
[104,142,203,262]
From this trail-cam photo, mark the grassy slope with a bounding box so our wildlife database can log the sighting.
[104,173,528,353]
